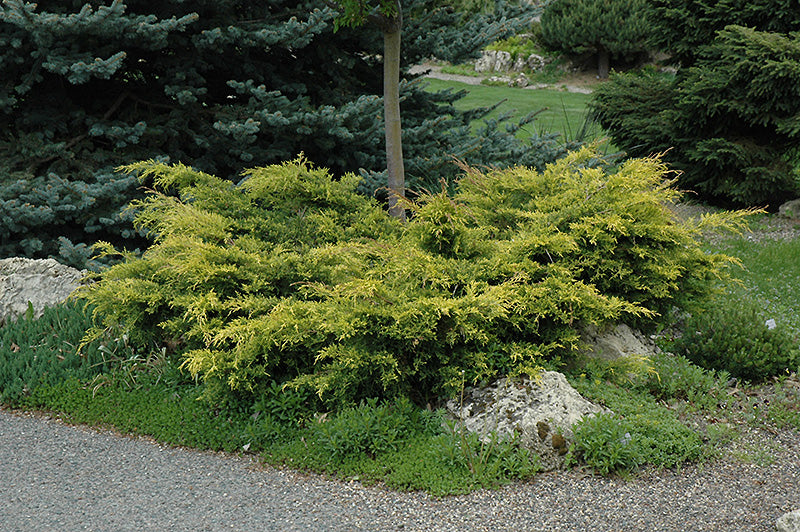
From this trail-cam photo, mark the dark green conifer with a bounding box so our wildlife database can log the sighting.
[540,0,650,78]
[590,1,800,207]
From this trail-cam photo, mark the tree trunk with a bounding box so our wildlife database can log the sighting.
[597,48,610,79]
[383,15,405,220]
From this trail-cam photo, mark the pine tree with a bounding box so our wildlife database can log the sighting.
[1,0,555,267]
[540,0,650,78]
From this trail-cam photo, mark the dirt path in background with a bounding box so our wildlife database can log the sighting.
[410,63,598,94]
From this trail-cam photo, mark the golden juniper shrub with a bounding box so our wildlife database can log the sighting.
[78,149,748,408]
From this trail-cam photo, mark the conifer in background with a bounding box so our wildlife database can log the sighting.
[648,0,800,68]
[0,0,548,267]
[540,0,650,78]
[590,1,800,207]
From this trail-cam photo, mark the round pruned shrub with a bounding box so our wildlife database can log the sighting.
[77,148,747,409]
[668,298,800,382]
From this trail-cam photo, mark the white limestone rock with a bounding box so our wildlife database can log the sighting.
[474,50,512,73]
[446,372,607,471]
[510,73,529,88]
[512,55,528,72]
[525,53,547,72]
[0,258,85,325]
[779,198,800,220]
[580,323,660,361]
[777,509,800,532]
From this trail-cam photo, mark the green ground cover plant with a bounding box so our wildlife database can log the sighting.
[0,301,114,404]
[567,361,709,475]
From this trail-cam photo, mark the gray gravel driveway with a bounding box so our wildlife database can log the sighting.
[2,408,798,531]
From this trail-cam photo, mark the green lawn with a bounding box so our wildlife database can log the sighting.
[421,78,607,144]
[711,235,800,334]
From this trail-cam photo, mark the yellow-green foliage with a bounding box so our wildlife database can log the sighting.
[78,150,746,408]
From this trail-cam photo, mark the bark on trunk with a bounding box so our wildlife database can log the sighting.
[383,25,405,220]
[597,48,610,79]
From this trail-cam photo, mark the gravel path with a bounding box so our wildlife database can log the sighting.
[409,64,596,93]
[2,407,798,531]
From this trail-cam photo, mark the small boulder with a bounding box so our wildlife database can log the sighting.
[474,50,498,73]
[486,75,512,85]
[779,199,800,220]
[525,53,547,72]
[580,323,660,361]
[0,258,85,325]
[474,50,512,73]
[777,509,800,532]
[446,372,607,471]
[510,73,529,88]
[512,53,546,73]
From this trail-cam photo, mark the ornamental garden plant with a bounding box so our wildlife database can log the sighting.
[4,149,797,490]
[589,0,800,208]
[74,148,747,409]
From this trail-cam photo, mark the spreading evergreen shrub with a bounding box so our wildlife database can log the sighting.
[76,149,745,408]
[0,0,551,268]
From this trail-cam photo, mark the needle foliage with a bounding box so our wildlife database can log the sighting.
[76,149,746,408]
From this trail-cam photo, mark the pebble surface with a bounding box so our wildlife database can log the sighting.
[1,408,798,532]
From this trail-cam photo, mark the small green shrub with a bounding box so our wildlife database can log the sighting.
[668,298,800,382]
[438,419,539,481]
[571,413,640,475]
[588,68,676,160]
[766,401,800,431]
[641,352,730,411]
[570,373,705,473]
[250,381,320,427]
[316,397,436,459]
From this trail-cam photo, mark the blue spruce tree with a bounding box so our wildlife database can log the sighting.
[1,0,566,267]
